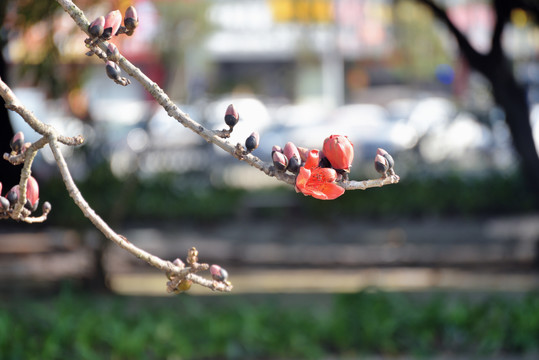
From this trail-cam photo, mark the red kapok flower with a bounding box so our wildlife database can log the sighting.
[295,150,345,200]
[323,135,354,171]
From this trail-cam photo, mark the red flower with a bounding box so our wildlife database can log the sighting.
[323,135,354,171]
[295,150,345,200]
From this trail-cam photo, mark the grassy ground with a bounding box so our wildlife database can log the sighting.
[2,288,539,359]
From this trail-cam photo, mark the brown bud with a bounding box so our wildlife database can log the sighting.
[42,201,52,213]
[224,104,239,129]
[106,43,120,61]
[10,131,24,153]
[210,264,228,282]
[272,151,288,171]
[124,6,139,34]
[88,16,105,38]
[376,148,394,170]
[0,196,9,211]
[374,154,389,175]
[187,247,198,264]
[6,185,19,206]
[105,61,121,80]
[245,132,259,152]
[287,156,301,173]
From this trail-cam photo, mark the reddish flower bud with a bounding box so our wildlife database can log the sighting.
[272,151,288,171]
[0,196,9,211]
[26,176,39,208]
[283,142,300,161]
[106,43,120,61]
[245,132,259,152]
[224,104,239,129]
[322,135,354,172]
[210,264,228,282]
[88,16,105,38]
[297,146,310,162]
[374,154,389,175]
[376,148,394,170]
[105,61,121,80]
[271,145,282,154]
[103,10,122,39]
[124,6,139,32]
[0,181,2,196]
[304,149,320,170]
[10,131,24,153]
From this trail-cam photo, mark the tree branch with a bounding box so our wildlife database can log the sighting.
[416,0,489,75]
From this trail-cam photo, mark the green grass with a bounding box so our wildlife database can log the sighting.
[2,289,539,359]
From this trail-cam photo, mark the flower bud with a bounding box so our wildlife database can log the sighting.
[174,279,192,293]
[88,16,105,38]
[124,6,139,33]
[272,151,288,171]
[322,135,354,172]
[42,201,52,213]
[283,142,300,161]
[288,157,301,173]
[105,61,121,80]
[106,43,120,61]
[187,247,198,264]
[0,196,9,211]
[0,181,2,196]
[26,176,39,208]
[245,132,259,152]
[297,146,310,162]
[376,148,394,170]
[224,104,239,129]
[374,154,389,175]
[6,185,19,206]
[172,258,185,268]
[10,131,24,153]
[210,264,228,282]
[103,10,122,39]
[271,145,282,154]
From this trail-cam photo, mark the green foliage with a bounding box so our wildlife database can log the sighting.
[2,289,539,359]
[40,165,536,227]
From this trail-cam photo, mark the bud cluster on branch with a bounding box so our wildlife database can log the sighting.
[0,0,401,294]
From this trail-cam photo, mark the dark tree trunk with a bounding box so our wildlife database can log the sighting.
[0,22,20,190]
[416,0,539,202]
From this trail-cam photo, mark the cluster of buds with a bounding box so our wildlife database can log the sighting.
[289,135,354,200]
[0,176,50,216]
[86,7,138,86]
[87,6,139,41]
[374,148,395,178]
[166,249,231,294]
[273,135,354,177]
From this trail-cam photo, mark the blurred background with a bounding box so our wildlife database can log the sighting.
[2,0,539,358]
